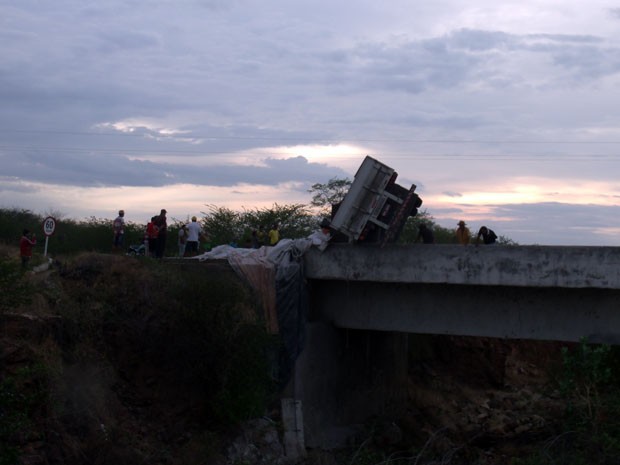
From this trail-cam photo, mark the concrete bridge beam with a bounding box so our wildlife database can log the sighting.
[303,244,620,344]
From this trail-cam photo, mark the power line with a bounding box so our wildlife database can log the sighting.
[1,146,619,161]
[3,129,620,144]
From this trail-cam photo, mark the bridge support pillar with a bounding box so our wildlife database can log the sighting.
[290,322,409,448]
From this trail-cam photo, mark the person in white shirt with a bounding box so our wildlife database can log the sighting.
[308,218,332,251]
[112,209,125,251]
[186,216,202,256]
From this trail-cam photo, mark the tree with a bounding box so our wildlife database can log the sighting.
[242,203,316,243]
[201,205,244,247]
[201,203,317,248]
[308,177,352,215]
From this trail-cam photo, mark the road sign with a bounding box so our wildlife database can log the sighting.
[42,216,56,237]
[42,216,56,257]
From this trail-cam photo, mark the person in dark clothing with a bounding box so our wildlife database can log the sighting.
[416,223,435,244]
[476,226,498,245]
[20,229,37,268]
[251,228,261,248]
[154,209,168,257]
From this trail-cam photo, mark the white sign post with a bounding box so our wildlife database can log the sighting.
[42,216,56,257]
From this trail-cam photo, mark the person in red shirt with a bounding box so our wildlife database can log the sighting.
[20,229,36,269]
[154,209,167,258]
[146,216,160,257]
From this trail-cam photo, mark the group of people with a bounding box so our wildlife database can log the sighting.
[113,208,289,258]
[456,220,498,245]
[115,209,207,258]
[144,209,168,258]
[112,208,167,258]
[416,220,498,245]
[20,208,500,271]
[250,223,280,249]
[115,208,498,254]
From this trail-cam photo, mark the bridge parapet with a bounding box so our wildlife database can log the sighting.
[304,244,620,289]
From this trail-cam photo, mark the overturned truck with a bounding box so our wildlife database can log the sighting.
[330,156,423,246]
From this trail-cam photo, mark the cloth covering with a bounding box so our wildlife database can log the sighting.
[195,238,316,385]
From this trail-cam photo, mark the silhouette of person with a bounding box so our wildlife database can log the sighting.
[476,226,498,245]
[20,229,37,268]
[416,223,435,244]
[112,209,125,251]
[178,224,188,257]
[455,220,471,245]
[268,223,280,246]
[154,209,167,258]
[186,216,202,256]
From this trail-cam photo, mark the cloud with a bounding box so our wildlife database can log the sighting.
[0,151,347,189]
[609,8,620,20]
[1,1,620,247]
[428,201,620,246]
[489,202,620,245]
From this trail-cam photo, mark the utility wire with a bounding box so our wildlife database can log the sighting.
[3,129,620,144]
[0,145,618,162]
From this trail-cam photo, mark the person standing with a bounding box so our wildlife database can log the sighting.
[20,229,36,269]
[268,223,280,246]
[146,216,159,257]
[112,209,125,251]
[476,226,498,245]
[257,225,266,246]
[251,228,260,249]
[154,209,167,258]
[186,216,202,256]
[178,224,188,257]
[308,218,332,251]
[416,223,435,244]
[455,220,471,245]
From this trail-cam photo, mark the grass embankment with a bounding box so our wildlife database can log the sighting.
[0,249,275,464]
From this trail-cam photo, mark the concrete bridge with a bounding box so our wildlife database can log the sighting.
[292,244,620,448]
[302,243,620,344]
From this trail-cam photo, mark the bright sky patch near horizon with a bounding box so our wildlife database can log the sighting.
[1,1,620,245]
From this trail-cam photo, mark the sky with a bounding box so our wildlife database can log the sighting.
[2,0,620,246]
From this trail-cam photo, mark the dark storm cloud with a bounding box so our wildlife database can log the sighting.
[0,152,347,189]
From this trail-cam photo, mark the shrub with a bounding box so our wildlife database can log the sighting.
[0,364,50,465]
[0,258,32,312]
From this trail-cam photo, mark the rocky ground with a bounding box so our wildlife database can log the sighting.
[222,336,570,465]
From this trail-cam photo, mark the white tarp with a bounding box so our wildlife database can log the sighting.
[193,236,327,385]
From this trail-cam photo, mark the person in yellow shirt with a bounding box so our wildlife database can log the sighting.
[455,220,471,245]
[268,223,280,245]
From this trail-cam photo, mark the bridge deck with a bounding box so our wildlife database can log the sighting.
[303,244,620,343]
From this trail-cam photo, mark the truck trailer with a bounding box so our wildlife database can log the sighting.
[329,156,423,246]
